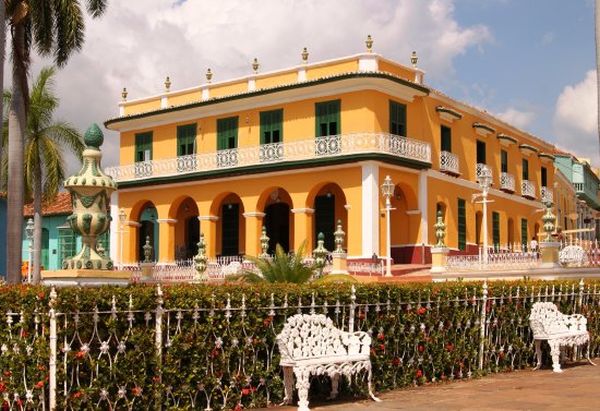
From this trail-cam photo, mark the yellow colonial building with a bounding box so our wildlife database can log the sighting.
[105,41,574,266]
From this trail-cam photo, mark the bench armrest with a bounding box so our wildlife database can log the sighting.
[564,313,588,332]
[341,331,371,355]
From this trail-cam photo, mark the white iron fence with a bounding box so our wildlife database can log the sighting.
[446,245,539,271]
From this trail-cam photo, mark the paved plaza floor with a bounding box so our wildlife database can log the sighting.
[271,361,600,410]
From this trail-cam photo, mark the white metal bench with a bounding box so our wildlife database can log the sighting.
[559,245,587,267]
[276,314,380,411]
[529,302,596,372]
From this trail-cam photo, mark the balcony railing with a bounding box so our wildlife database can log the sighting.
[106,133,432,182]
[541,186,553,204]
[521,180,536,199]
[500,172,515,192]
[439,151,459,175]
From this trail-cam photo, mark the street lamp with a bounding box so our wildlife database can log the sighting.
[474,165,493,265]
[119,208,127,269]
[25,218,34,284]
[381,175,395,277]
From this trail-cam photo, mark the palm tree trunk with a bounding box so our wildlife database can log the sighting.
[6,24,27,284]
[32,163,42,284]
[0,2,6,162]
[596,0,600,159]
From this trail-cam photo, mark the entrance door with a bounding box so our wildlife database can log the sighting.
[138,221,155,261]
[186,217,200,258]
[315,195,335,251]
[265,203,290,253]
[221,204,239,256]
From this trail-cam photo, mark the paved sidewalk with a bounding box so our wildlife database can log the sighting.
[271,362,600,410]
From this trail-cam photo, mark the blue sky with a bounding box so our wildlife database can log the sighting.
[20,0,599,168]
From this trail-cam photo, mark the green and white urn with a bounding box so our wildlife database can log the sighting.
[62,124,117,270]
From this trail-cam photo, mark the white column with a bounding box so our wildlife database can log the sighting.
[418,171,429,245]
[248,76,256,91]
[109,192,120,264]
[160,94,168,109]
[297,67,307,82]
[361,162,379,257]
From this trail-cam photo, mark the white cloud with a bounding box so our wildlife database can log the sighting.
[553,70,599,163]
[496,107,535,129]
[12,0,491,171]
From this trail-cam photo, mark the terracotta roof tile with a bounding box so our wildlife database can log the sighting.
[23,192,72,217]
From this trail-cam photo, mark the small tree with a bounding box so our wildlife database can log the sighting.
[238,242,315,284]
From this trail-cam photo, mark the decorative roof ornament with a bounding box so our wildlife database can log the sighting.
[164,76,171,92]
[121,87,128,101]
[252,58,260,74]
[365,34,373,52]
[410,51,418,68]
[301,47,309,63]
[206,68,213,83]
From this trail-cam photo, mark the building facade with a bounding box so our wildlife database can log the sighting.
[105,45,577,266]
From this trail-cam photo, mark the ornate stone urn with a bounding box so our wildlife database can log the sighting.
[62,124,117,270]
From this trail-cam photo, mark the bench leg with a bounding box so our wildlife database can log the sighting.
[329,373,340,400]
[549,340,563,373]
[533,340,542,370]
[367,364,381,402]
[586,340,597,366]
[281,366,294,406]
[294,367,311,411]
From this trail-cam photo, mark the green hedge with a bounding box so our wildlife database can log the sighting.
[0,280,598,410]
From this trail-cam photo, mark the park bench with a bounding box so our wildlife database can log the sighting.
[529,302,596,372]
[276,313,380,411]
[559,245,587,267]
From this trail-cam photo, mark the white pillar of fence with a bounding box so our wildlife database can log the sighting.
[49,287,58,410]
[155,284,164,391]
[349,285,356,333]
[478,280,488,370]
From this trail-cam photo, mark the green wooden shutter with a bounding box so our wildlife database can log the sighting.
[521,218,528,249]
[177,124,196,156]
[260,109,283,144]
[441,126,452,152]
[492,212,500,246]
[135,132,152,162]
[315,100,340,137]
[389,101,407,136]
[458,198,466,251]
[58,227,76,267]
[217,117,238,150]
[522,159,529,180]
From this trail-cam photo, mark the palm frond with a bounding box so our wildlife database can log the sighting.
[40,122,84,160]
[54,0,85,66]
[30,0,54,55]
[238,241,315,284]
[86,0,108,18]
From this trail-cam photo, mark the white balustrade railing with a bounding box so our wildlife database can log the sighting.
[106,133,432,182]
[439,151,459,174]
[500,172,515,192]
[446,245,539,271]
[521,180,536,199]
[347,261,385,276]
[541,186,553,204]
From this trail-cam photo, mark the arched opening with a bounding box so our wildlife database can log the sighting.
[212,193,245,257]
[138,202,159,261]
[173,197,199,260]
[309,183,347,252]
[507,218,515,247]
[475,211,483,245]
[389,183,419,263]
[436,202,447,221]
[260,188,294,254]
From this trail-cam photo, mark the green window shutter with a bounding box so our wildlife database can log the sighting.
[501,150,508,173]
[522,159,529,180]
[521,219,528,248]
[389,101,407,136]
[458,198,466,251]
[315,100,340,137]
[260,109,283,144]
[135,132,153,162]
[217,117,239,150]
[492,212,500,246]
[441,126,452,152]
[476,140,486,164]
[58,227,76,267]
[177,124,196,156]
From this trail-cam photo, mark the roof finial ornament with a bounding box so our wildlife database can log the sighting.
[206,68,213,83]
[411,51,418,68]
[121,87,128,101]
[252,58,260,74]
[164,76,171,92]
[365,34,373,52]
[301,47,309,64]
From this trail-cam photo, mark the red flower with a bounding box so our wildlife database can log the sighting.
[131,386,142,397]
[392,357,401,366]
[34,381,44,389]
[358,312,366,320]
[377,333,385,341]
[37,292,45,300]
[263,317,272,327]
[20,330,28,338]
[499,352,505,360]
[233,404,243,411]
[416,369,423,378]
[72,391,82,399]
[3,371,11,378]
[75,351,86,360]
[37,364,46,371]
[379,344,385,351]
[418,344,425,353]
[0,382,6,393]
[241,387,251,396]
[152,376,161,384]
[445,343,454,352]
[211,348,220,358]
[417,307,427,315]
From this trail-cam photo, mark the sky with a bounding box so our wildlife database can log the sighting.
[13,0,599,171]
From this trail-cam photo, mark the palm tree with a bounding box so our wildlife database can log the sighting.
[2,67,84,283]
[596,0,600,160]
[237,242,316,284]
[5,1,107,284]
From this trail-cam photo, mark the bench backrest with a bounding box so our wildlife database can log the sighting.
[529,302,570,337]
[276,314,369,361]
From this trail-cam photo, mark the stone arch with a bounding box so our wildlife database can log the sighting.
[257,187,294,253]
[171,197,199,260]
[306,182,348,252]
[210,192,246,257]
[133,201,159,262]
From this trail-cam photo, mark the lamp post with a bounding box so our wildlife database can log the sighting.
[475,165,493,265]
[381,175,395,277]
[25,218,34,284]
[119,208,126,269]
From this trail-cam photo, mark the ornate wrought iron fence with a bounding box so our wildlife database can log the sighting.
[446,246,539,271]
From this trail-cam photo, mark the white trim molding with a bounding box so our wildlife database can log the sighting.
[291,208,315,214]
[126,221,142,228]
[405,209,421,215]
[197,215,219,222]
[243,211,266,218]
[156,218,177,225]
